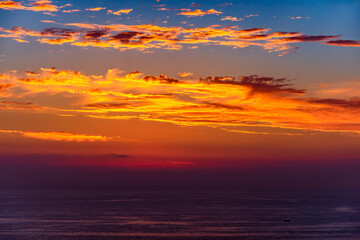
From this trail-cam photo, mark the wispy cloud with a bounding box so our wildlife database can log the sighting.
[0,101,44,110]
[85,7,106,12]
[0,129,111,141]
[245,14,258,18]
[62,9,80,13]
[178,72,193,78]
[177,9,222,17]
[221,16,244,21]
[108,8,132,15]
[289,16,310,20]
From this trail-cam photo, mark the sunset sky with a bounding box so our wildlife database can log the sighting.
[0,0,360,188]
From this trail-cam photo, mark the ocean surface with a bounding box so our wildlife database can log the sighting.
[0,189,359,240]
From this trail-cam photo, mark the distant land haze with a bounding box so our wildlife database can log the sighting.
[0,154,359,191]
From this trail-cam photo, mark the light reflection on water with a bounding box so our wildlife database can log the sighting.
[0,190,359,239]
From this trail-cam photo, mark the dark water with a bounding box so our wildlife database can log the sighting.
[0,190,359,240]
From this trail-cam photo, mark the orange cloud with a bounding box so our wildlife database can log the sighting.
[0,83,14,90]
[29,0,58,12]
[40,20,56,23]
[85,7,106,11]
[0,0,58,12]
[0,0,23,9]
[177,9,222,17]
[108,8,132,15]
[0,129,111,141]
[1,68,360,137]
[0,83,14,97]
[178,72,194,78]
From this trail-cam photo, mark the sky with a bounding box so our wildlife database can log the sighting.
[0,0,360,189]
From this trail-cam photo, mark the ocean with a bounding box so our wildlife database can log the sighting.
[0,189,359,240]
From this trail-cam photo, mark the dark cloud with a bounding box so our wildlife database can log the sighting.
[25,71,40,75]
[110,31,142,44]
[281,35,340,42]
[20,77,44,83]
[206,102,245,111]
[41,27,78,37]
[143,74,182,84]
[1,101,33,105]
[86,101,148,109]
[0,101,41,109]
[308,98,360,109]
[272,31,300,36]
[83,29,109,39]
[241,28,267,33]
[238,32,300,40]
[237,34,269,40]
[200,75,305,94]
[323,40,360,47]
[86,103,131,109]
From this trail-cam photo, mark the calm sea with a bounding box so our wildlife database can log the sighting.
[0,190,359,240]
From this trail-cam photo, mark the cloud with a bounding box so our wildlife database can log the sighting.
[62,9,80,13]
[289,16,310,20]
[0,83,14,90]
[217,3,232,7]
[0,101,44,110]
[85,7,105,11]
[314,80,360,98]
[83,29,109,39]
[0,22,358,54]
[108,8,132,15]
[307,98,360,109]
[221,16,244,21]
[40,20,56,23]
[109,31,141,43]
[323,40,360,47]
[1,67,360,136]
[0,83,14,96]
[0,0,59,12]
[178,72,193,78]
[177,9,222,17]
[0,129,111,141]
[143,74,182,84]
[86,102,144,109]
[0,0,23,10]
[200,75,305,95]
[278,35,340,43]
[245,14,259,18]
